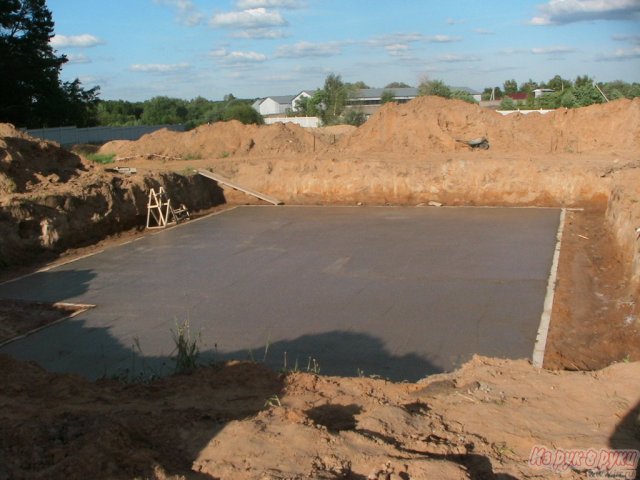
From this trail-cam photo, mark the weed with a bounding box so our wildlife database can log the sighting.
[306,356,321,374]
[87,152,116,164]
[265,394,281,408]
[492,441,516,460]
[183,153,201,161]
[219,151,230,158]
[171,319,201,374]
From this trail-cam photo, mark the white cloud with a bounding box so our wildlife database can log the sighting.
[235,0,306,9]
[597,47,640,60]
[370,33,425,45]
[130,63,192,73]
[385,43,410,56]
[155,0,204,26]
[211,8,286,29]
[446,18,465,25]
[530,0,640,25]
[437,54,481,63]
[427,35,462,43]
[612,33,640,44]
[66,53,91,64]
[531,45,575,54]
[210,48,267,62]
[51,34,104,48]
[231,28,288,39]
[475,28,495,35]
[276,41,342,58]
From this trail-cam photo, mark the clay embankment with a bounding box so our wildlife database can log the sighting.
[0,124,225,265]
[99,96,640,291]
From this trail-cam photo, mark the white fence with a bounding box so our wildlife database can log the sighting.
[264,116,320,128]
[496,109,554,116]
[24,124,185,146]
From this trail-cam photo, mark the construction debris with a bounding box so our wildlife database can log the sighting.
[146,187,189,229]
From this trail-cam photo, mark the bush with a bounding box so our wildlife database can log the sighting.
[499,97,517,110]
[342,109,367,126]
[222,103,264,125]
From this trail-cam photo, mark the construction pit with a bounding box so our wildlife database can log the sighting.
[0,96,639,479]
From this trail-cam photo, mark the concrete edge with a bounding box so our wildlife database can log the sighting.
[0,206,240,287]
[532,208,566,368]
[0,302,96,348]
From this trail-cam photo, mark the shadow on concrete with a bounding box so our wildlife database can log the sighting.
[0,268,97,305]
[212,330,443,382]
[610,400,640,480]
[1,310,519,479]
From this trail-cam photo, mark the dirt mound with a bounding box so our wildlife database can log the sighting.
[1,352,637,479]
[340,96,640,155]
[0,123,86,194]
[100,120,323,160]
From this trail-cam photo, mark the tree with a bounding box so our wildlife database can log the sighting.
[503,79,518,95]
[140,97,189,125]
[481,86,503,101]
[0,0,99,127]
[318,73,347,125]
[223,102,264,125]
[385,81,411,88]
[574,75,593,88]
[547,75,572,92]
[346,80,369,89]
[451,90,477,104]
[380,90,396,104]
[342,109,367,126]
[418,78,451,98]
[520,79,538,96]
[499,97,516,110]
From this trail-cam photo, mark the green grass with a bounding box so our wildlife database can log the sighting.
[171,319,201,374]
[87,152,116,164]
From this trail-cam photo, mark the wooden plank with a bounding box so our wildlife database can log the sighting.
[197,169,284,205]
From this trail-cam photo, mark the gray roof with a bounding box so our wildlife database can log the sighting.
[450,86,482,95]
[265,94,297,105]
[352,87,419,99]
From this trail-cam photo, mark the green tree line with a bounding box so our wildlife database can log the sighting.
[486,75,640,110]
[96,95,263,129]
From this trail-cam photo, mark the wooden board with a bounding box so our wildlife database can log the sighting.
[197,169,284,205]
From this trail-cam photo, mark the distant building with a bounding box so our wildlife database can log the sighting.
[506,92,528,101]
[533,88,554,98]
[252,90,316,117]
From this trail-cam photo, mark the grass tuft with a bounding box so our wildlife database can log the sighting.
[171,319,201,374]
[87,152,116,164]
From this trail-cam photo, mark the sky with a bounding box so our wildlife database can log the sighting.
[47,0,640,101]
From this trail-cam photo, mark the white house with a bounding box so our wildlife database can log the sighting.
[253,90,316,117]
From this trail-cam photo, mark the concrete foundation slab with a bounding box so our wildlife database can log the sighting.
[0,206,561,381]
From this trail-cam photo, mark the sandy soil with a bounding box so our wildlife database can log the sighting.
[1,96,639,479]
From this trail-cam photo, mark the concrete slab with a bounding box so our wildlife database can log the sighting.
[0,206,561,381]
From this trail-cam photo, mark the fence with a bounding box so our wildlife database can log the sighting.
[24,124,185,146]
[264,117,319,128]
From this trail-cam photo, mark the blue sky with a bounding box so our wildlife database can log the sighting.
[48,0,640,101]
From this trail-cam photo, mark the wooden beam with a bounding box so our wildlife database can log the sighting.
[197,169,284,205]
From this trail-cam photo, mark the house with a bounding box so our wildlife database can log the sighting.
[506,92,528,101]
[345,87,418,115]
[252,90,316,117]
[252,95,296,116]
[533,88,554,98]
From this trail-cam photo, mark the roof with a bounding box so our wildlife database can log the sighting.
[450,86,482,95]
[351,87,419,99]
[264,94,297,105]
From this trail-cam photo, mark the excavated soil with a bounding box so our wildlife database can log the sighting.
[1,97,639,479]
